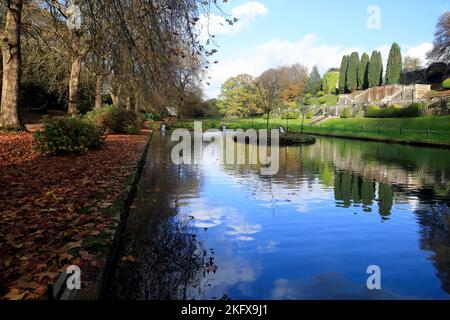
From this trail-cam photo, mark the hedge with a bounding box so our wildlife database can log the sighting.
[443,78,450,89]
[365,103,424,118]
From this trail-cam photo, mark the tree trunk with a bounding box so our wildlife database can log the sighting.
[95,73,104,109]
[134,93,139,112]
[0,0,23,130]
[109,76,120,107]
[110,90,120,107]
[301,114,305,134]
[125,96,131,110]
[68,56,82,115]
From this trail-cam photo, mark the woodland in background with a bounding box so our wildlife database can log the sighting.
[0,0,228,129]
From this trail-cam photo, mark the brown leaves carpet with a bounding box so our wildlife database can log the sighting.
[0,131,148,300]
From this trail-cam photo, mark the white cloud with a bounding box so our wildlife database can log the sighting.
[198,1,268,41]
[404,42,433,66]
[204,34,361,98]
[232,1,268,22]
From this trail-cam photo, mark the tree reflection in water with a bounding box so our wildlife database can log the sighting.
[109,134,450,299]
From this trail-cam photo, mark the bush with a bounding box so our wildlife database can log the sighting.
[145,112,167,121]
[443,78,450,89]
[341,107,352,118]
[304,93,313,99]
[318,97,328,105]
[365,103,423,118]
[281,112,300,119]
[403,103,424,117]
[385,104,402,117]
[306,111,314,119]
[85,105,143,135]
[33,116,105,155]
[316,91,325,97]
[304,98,314,106]
[366,105,381,118]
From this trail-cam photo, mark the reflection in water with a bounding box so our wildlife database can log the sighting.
[109,134,450,300]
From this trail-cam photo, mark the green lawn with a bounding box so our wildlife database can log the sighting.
[171,116,450,146]
[172,117,313,131]
[301,116,450,145]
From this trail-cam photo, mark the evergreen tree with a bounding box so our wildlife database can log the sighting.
[338,55,349,93]
[346,52,360,92]
[368,50,383,88]
[358,53,370,90]
[305,65,322,94]
[377,51,384,86]
[385,43,402,84]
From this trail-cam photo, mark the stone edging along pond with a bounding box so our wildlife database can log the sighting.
[72,131,154,300]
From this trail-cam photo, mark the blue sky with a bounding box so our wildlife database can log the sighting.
[201,0,449,97]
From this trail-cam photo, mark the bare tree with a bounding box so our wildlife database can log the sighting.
[254,68,281,131]
[403,56,423,72]
[427,12,450,63]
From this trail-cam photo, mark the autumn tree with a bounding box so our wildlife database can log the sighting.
[278,63,308,104]
[0,0,24,130]
[386,43,402,85]
[218,74,260,117]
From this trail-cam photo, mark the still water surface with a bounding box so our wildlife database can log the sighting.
[110,133,450,300]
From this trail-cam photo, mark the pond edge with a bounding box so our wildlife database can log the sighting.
[75,131,154,300]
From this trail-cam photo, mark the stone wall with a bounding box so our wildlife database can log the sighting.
[338,84,432,107]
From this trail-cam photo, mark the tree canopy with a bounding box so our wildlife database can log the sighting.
[305,65,322,94]
[0,0,229,129]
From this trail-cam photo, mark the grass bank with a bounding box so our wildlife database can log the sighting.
[171,116,450,147]
[301,116,450,147]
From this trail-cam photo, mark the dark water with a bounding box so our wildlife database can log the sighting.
[110,133,450,300]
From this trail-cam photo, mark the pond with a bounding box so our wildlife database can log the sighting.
[109,133,450,300]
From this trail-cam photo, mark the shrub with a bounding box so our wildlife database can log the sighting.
[306,111,314,119]
[365,105,381,118]
[316,91,325,97]
[304,98,313,106]
[145,112,166,121]
[341,107,352,118]
[33,116,105,155]
[385,104,402,117]
[281,112,300,119]
[304,93,313,99]
[85,105,143,135]
[318,97,328,105]
[443,78,450,89]
[354,110,365,118]
[365,103,423,118]
[403,103,424,117]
